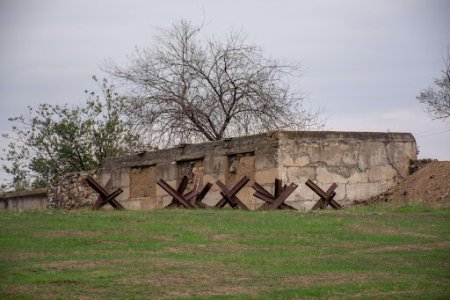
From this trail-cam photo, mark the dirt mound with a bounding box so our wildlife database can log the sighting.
[355,161,450,206]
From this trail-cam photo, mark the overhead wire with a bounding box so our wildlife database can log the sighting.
[416,128,450,138]
[414,125,449,135]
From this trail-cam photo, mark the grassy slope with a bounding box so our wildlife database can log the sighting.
[0,205,449,299]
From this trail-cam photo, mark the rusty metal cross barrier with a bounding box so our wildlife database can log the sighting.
[85,176,124,210]
[164,176,189,208]
[86,173,341,211]
[305,179,341,210]
[215,176,250,210]
[252,179,297,210]
[157,176,213,209]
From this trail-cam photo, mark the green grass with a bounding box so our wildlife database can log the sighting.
[0,204,449,299]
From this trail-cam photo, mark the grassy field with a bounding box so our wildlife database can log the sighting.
[0,204,449,299]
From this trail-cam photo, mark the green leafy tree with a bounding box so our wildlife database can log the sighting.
[1,77,141,190]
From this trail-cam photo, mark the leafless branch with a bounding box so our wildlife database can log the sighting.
[104,19,323,147]
[417,46,450,121]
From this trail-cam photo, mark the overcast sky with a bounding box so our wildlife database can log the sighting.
[1,0,449,183]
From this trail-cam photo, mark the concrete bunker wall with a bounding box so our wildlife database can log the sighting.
[48,131,416,210]
[1,189,48,211]
[277,131,417,210]
[49,134,279,210]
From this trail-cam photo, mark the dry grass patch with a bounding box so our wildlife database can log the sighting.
[349,223,438,239]
[35,257,148,271]
[281,271,403,286]
[3,252,48,260]
[356,241,450,253]
[121,258,260,298]
[34,229,145,238]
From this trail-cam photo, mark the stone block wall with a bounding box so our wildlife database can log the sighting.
[49,131,417,210]
[48,171,100,209]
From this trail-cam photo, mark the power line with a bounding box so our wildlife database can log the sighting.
[415,126,449,135]
[416,129,450,138]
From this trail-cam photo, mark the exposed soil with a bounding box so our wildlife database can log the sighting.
[355,161,450,206]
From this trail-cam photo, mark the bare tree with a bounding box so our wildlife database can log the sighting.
[105,20,321,147]
[417,48,450,121]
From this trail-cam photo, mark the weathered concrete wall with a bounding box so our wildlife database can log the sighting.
[50,131,416,210]
[0,189,48,211]
[276,131,417,210]
[101,134,279,210]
